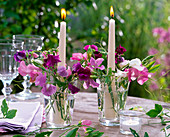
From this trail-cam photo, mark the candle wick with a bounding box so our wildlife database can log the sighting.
[111,16,114,19]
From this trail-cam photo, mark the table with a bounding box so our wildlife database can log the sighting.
[1,92,170,137]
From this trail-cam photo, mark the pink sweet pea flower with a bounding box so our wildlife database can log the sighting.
[67,66,72,77]
[84,45,98,51]
[18,61,39,76]
[41,84,56,96]
[81,120,92,132]
[83,52,88,60]
[137,68,151,85]
[35,72,46,87]
[42,51,47,59]
[57,66,68,77]
[30,71,41,83]
[70,53,84,61]
[127,67,150,85]
[83,79,99,89]
[89,57,105,70]
[32,53,39,58]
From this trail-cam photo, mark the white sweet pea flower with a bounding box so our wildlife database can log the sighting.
[119,59,129,68]
[129,58,144,71]
[33,59,43,65]
[115,69,128,78]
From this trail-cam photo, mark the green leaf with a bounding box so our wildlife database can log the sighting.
[90,131,104,137]
[23,27,32,35]
[85,1,92,7]
[144,132,149,137]
[13,135,26,137]
[146,109,160,118]
[142,55,154,65]
[130,128,140,137]
[146,104,163,118]
[108,67,112,75]
[6,110,17,119]
[85,127,94,134]
[35,131,53,137]
[148,64,160,73]
[65,128,79,137]
[166,125,170,129]
[4,11,20,19]
[155,104,163,112]
[146,61,155,70]
[1,99,8,116]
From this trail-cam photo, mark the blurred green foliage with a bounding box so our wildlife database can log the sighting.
[0,0,169,99]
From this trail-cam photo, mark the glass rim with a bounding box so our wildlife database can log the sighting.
[0,39,24,45]
[13,34,44,40]
[119,110,145,117]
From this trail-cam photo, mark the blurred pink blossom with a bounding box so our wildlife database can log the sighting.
[81,120,92,132]
[148,48,158,55]
[149,81,159,90]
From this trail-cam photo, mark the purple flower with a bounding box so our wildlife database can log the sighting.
[43,54,61,68]
[84,45,98,51]
[89,57,105,70]
[93,51,102,59]
[83,79,99,89]
[35,72,46,87]
[14,50,26,62]
[72,62,91,81]
[57,66,68,77]
[41,84,56,96]
[116,45,126,54]
[72,62,82,74]
[68,83,80,94]
[115,53,124,64]
[78,67,91,81]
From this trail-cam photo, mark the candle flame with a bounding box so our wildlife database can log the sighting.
[61,8,66,20]
[110,6,114,18]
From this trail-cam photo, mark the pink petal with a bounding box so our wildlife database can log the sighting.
[97,65,105,70]
[83,81,90,89]
[70,53,83,61]
[83,52,88,60]
[67,66,72,77]
[18,61,28,76]
[90,57,96,66]
[81,120,92,132]
[95,58,104,66]
[90,79,99,88]
[32,53,39,58]
[137,76,148,85]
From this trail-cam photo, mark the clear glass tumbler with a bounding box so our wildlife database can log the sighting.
[13,35,44,100]
[0,40,23,101]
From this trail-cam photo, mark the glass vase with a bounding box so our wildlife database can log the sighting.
[97,78,130,126]
[13,34,44,100]
[44,91,75,128]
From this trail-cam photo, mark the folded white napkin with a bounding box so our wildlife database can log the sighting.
[0,100,43,133]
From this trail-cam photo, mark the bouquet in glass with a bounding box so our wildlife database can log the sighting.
[14,48,99,128]
[70,44,160,126]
